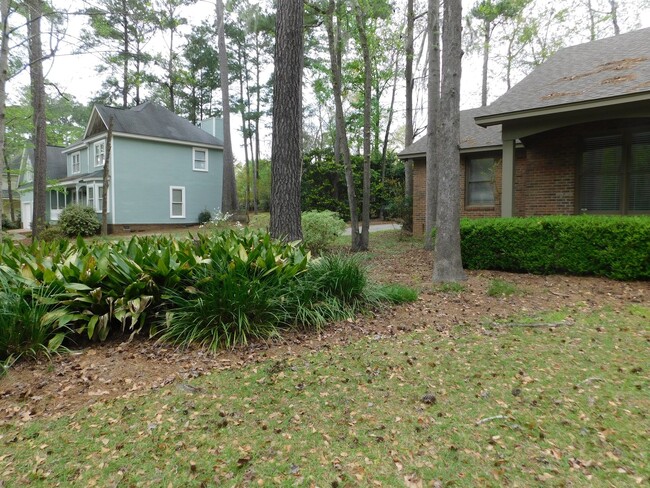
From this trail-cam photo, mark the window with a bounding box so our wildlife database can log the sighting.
[466,157,495,206]
[72,152,80,174]
[193,148,208,171]
[579,131,650,214]
[170,186,185,218]
[87,186,94,210]
[97,185,103,212]
[94,141,105,167]
[49,191,66,210]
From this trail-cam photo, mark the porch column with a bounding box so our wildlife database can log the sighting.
[501,138,516,217]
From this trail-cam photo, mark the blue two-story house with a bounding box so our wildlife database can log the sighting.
[21,102,224,232]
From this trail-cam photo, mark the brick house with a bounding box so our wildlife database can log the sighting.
[400,28,650,236]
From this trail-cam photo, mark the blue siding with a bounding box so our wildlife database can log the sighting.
[112,137,223,224]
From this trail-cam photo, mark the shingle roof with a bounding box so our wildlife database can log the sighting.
[94,102,224,146]
[477,27,650,123]
[399,107,503,158]
[23,146,67,179]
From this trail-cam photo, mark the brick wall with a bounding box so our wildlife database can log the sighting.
[409,123,606,236]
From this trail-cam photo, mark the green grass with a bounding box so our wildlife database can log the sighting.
[486,279,520,297]
[436,282,466,293]
[2,306,647,486]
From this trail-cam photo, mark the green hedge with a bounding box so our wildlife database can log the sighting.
[458,216,650,280]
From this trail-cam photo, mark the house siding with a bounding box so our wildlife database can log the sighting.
[112,137,223,225]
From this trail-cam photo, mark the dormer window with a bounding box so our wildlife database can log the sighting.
[95,140,106,167]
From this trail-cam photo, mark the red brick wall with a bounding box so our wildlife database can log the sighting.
[410,119,650,236]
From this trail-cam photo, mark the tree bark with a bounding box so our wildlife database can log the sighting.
[404,0,415,211]
[0,0,9,236]
[269,0,303,242]
[424,0,440,250]
[481,18,489,107]
[402,0,416,231]
[354,1,371,251]
[608,0,619,35]
[27,0,47,240]
[216,0,238,213]
[325,0,360,251]
[121,0,129,108]
[433,0,465,282]
[101,117,113,236]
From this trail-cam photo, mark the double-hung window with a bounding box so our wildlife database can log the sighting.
[170,186,185,218]
[466,157,496,206]
[579,131,650,214]
[193,148,208,171]
[95,141,105,167]
[72,152,81,174]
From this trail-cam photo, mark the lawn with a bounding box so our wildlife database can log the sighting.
[1,305,648,487]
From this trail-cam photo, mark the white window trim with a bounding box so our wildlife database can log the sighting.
[94,140,106,167]
[170,186,186,219]
[193,147,209,172]
[96,183,110,213]
[71,152,81,174]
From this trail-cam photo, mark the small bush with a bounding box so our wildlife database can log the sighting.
[459,216,650,280]
[59,205,100,237]
[487,279,518,297]
[1,217,20,230]
[301,210,346,254]
[198,209,212,225]
[37,226,67,242]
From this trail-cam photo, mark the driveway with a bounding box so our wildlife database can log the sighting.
[343,222,401,235]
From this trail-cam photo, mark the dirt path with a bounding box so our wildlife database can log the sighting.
[1,244,647,425]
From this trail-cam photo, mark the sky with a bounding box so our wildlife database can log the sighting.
[7,0,650,159]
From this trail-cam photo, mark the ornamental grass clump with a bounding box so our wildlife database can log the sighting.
[0,272,66,372]
[154,234,417,350]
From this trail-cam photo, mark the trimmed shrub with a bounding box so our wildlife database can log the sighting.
[59,205,100,237]
[458,216,650,280]
[301,210,346,254]
[198,209,212,225]
[37,226,67,242]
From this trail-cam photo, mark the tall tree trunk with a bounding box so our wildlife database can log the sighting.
[481,19,490,107]
[122,0,129,108]
[101,117,113,236]
[27,0,46,240]
[0,0,9,236]
[7,161,15,221]
[216,0,238,213]
[354,2,371,251]
[325,0,360,251]
[608,0,619,35]
[424,0,440,250]
[381,53,398,182]
[253,29,261,213]
[586,0,597,41]
[269,0,303,241]
[168,28,175,111]
[433,0,465,282]
[404,0,414,224]
[237,44,251,212]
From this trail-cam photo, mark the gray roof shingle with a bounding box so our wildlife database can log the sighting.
[94,102,224,146]
[399,107,503,157]
[477,27,650,123]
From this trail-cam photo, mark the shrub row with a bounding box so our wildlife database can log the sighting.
[0,230,415,366]
[458,216,650,280]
